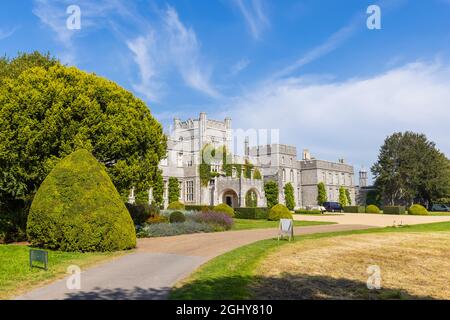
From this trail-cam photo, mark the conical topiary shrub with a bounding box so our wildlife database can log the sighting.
[27,149,136,252]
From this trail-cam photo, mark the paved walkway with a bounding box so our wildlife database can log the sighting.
[294,213,450,227]
[15,223,371,300]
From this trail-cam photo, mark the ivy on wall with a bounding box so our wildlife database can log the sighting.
[199,144,262,186]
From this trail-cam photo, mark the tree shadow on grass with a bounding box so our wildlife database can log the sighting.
[64,286,171,300]
[171,273,437,300]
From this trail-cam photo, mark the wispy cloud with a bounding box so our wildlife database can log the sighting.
[274,0,407,78]
[231,58,251,75]
[233,0,269,40]
[32,0,133,64]
[127,32,163,102]
[228,61,450,168]
[0,27,17,40]
[163,6,219,98]
[125,6,220,101]
[274,23,358,78]
[273,12,366,79]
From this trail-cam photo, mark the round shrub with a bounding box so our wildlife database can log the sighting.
[366,205,381,214]
[268,204,293,221]
[168,201,185,210]
[169,211,186,223]
[213,203,235,218]
[408,204,428,215]
[26,149,136,252]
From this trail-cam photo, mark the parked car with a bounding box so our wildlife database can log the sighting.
[323,202,342,212]
[429,204,450,212]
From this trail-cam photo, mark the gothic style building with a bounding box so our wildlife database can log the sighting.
[150,112,356,209]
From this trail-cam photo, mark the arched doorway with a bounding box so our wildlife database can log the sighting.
[221,189,239,208]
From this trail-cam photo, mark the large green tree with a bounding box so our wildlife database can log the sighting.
[0,52,167,202]
[264,180,279,209]
[372,132,450,206]
[284,183,295,211]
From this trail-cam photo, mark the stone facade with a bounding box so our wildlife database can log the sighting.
[142,112,356,209]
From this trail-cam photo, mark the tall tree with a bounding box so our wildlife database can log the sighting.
[317,182,327,205]
[345,188,352,205]
[339,186,348,207]
[284,183,295,211]
[372,132,450,206]
[168,177,180,203]
[264,181,279,209]
[152,171,164,207]
[365,189,381,206]
[0,52,167,202]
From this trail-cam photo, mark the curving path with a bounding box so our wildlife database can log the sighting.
[15,223,372,300]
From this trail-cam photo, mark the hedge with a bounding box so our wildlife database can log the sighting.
[235,207,269,220]
[185,205,214,211]
[343,206,365,213]
[26,149,136,252]
[383,206,406,215]
[295,209,322,214]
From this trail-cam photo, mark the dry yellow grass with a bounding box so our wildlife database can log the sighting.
[252,232,450,300]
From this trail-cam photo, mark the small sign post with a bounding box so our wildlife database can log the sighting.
[29,249,48,271]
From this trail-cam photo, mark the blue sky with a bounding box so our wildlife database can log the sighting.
[1,0,450,178]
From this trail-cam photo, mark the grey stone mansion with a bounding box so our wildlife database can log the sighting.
[148,112,358,209]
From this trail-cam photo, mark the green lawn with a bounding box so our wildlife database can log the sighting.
[232,218,334,230]
[0,245,125,299]
[170,221,450,300]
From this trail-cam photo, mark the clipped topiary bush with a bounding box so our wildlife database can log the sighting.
[185,205,214,211]
[169,211,186,223]
[168,201,185,210]
[268,204,293,221]
[213,203,235,218]
[408,204,429,215]
[366,205,381,214]
[26,149,136,252]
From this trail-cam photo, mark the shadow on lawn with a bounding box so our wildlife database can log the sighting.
[171,273,436,300]
[65,286,171,300]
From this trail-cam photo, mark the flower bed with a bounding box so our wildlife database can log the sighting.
[136,211,234,238]
[136,221,214,238]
